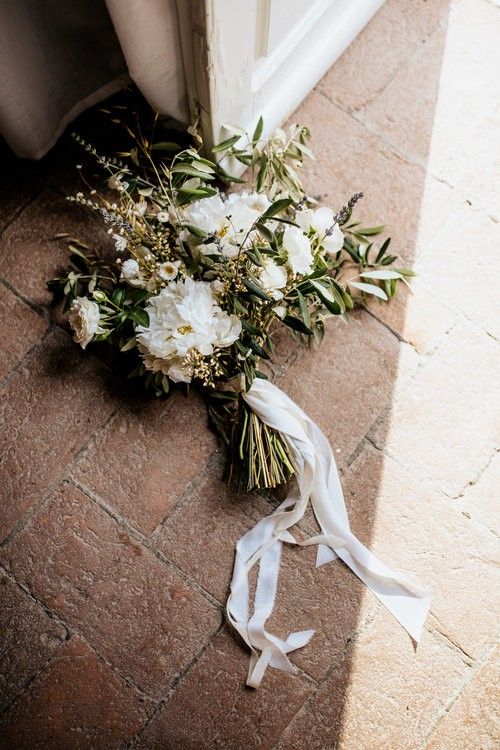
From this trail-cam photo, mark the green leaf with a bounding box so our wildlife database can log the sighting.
[256,154,268,192]
[360,270,403,280]
[242,279,273,301]
[128,308,150,326]
[381,254,398,265]
[393,267,417,277]
[234,153,253,166]
[233,298,247,316]
[255,222,275,242]
[183,224,208,238]
[294,141,314,159]
[242,319,263,337]
[339,286,354,310]
[120,336,136,352]
[68,244,90,262]
[161,375,170,394]
[375,237,391,262]
[190,160,215,174]
[216,165,246,184]
[128,288,149,303]
[247,338,270,360]
[356,225,386,236]
[178,186,218,198]
[246,249,265,267]
[151,141,181,151]
[170,164,215,179]
[283,315,313,335]
[252,116,264,145]
[221,123,246,136]
[310,279,344,313]
[212,135,240,153]
[296,289,311,329]
[350,281,388,300]
[259,198,293,221]
[112,288,125,306]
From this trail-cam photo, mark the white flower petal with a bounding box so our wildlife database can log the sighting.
[283,226,313,276]
[323,224,344,256]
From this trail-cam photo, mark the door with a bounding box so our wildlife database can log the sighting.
[176,0,384,161]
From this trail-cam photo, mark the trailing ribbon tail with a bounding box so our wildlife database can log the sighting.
[227,378,431,688]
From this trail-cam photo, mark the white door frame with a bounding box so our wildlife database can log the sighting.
[176,0,384,158]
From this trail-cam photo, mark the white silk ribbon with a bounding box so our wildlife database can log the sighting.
[226,378,431,688]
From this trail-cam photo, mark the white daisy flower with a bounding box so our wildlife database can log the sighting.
[158,260,181,281]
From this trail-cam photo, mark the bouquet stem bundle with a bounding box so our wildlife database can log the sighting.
[237,401,295,489]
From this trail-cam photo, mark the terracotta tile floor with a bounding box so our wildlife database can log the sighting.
[1,1,499,747]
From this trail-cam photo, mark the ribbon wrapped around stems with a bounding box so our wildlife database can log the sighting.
[226,378,431,688]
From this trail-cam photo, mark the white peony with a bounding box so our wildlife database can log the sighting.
[68,297,103,349]
[183,191,270,259]
[282,226,313,276]
[136,278,241,383]
[259,259,288,300]
[296,206,344,256]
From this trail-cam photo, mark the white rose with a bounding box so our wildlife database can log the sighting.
[282,226,313,276]
[259,259,288,300]
[139,351,191,383]
[68,297,102,349]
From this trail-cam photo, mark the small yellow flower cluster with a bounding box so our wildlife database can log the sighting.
[183,350,225,388]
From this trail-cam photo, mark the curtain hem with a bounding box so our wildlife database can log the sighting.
[22,73,130,161]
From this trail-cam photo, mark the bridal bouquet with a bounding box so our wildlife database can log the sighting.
[51,119,411,490]
[50,116,429,687]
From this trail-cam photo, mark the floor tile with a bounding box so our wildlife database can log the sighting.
[1,482,221,699]
[0,573,67,712]
[0,637,151,749]
[136,629,313,750]
[0,327,118,542]
[70,390,217,535]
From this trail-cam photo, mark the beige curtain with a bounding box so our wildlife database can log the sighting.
[0,0,188,159]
